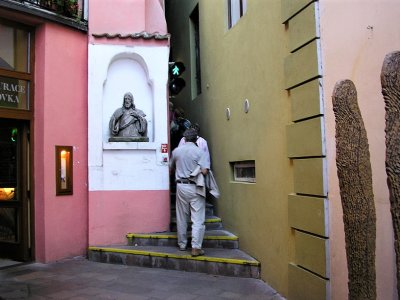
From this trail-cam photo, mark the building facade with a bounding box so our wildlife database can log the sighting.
[0,0,170,264]
[166,0,400,299]
[87,0,170,247]
[0,0,89,263]
[1,0,399,299]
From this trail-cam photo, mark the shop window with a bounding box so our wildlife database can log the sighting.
[0,20,33,113]
[231,160,256,183]
[228,0,247,29]
[0,23,30,73]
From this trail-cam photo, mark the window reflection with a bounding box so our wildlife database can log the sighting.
[0,23,30,73]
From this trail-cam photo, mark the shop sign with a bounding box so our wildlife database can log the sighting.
[0,76,29,110]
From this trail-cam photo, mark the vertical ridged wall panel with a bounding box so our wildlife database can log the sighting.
[294,230,329,278]
[288,3,319,52]
[284,39,321,90]
[281,0,315,23]
[289,263,329,300]
[284,0,329,296]
[293,158,326,196]
[288,194,328,237]
[290,79,323,122]
[287,116,325,158]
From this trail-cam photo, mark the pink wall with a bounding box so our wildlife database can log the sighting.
[320,1,400,299]
[34,23,88,262]
[89,0,145,35]
[89,190,170,245]
[87,0,170,246]
[88,0,168,46]
[89,0,167,34]
[145,0,168,34]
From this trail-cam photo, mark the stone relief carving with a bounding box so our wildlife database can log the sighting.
[381,51,400,295]
[332,79,376,300]
[109,92,149,142]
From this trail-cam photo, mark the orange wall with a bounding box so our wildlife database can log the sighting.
[320,1,400,299]
[34,23,88,262]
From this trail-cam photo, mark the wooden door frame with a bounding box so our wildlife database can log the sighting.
[0,18,35,261]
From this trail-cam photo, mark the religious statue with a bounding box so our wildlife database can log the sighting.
[109,92,149,142]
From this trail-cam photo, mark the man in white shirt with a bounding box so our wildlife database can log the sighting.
[170,128,210,257]
[178,123,210,167]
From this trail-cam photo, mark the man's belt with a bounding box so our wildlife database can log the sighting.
[176,179,195,184]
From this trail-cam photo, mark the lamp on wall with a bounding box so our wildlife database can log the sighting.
[55,146,73,196]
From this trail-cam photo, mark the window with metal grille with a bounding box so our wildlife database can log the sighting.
[231,161,256,183]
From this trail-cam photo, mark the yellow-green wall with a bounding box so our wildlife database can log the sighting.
[167,0,292,294]
[167,1,400,299]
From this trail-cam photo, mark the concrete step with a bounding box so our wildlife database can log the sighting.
[170,215,223,231]
[88,245,260,278]
[126,229,239,249]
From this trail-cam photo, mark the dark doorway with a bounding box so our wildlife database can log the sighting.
[0,118,31,261]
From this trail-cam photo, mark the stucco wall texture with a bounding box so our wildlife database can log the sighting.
[166,0,291,294]
[167,0,400,299]
[34,22,88,262]
[321,1,400,299]
[87,0,170,245]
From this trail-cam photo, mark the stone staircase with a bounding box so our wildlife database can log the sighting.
[88,195,260,278]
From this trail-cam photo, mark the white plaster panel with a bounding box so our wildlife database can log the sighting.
[88,44,169,191]
[102,150,168,190]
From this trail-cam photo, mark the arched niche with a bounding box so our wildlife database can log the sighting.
[102,53,154,143]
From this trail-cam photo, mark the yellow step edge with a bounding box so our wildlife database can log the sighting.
[205,217,222,223]
[88,246,260,266]
[126,233,238,241]
[171,217,222,223]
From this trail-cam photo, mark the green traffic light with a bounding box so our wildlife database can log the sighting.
[169,62,186,95]
[172,65,180,76]
[170,62,185,78]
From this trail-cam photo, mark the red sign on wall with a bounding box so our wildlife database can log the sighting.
[161,144,168,153]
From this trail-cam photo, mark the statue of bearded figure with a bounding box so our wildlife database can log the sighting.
[109,92,148,140]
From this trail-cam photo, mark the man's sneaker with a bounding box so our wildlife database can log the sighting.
[179,246,187,251]
[191,248,204,257]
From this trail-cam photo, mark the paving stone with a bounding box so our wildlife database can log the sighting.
[165,292,198,300]
[0,257,285,299]
[219,291,243,299]
[47,289,80,299]
[193,286,224,296]
[0,282,29,299]
[76,286,109,296]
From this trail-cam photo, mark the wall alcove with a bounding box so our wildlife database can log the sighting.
[102,53,154,146]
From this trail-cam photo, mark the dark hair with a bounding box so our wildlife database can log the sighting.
[183,128,197,142]
[190,123,200,133]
